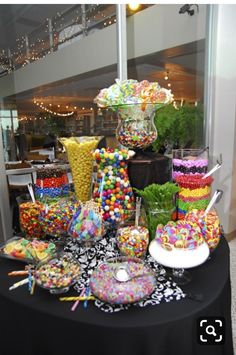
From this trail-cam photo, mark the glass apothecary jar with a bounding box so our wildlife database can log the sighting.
[172,148,209,181]
[115,103,158,150]
[116,209,149,259]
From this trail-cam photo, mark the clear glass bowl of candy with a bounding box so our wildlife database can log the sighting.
[17,194,45,239]
[115,103,158,150]
[67,200,107,247]
[40,197,80,238]
[172,148,209,181]
[116,209,149,258]
[90,256,157,304]
[0,237,57,264]
[34,253,81,294]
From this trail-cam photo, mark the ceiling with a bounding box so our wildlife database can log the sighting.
[0,4,75,49]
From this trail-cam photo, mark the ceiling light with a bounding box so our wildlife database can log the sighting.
[164,75,169,80]
[167,83,171,87]
[74,106,77,110]
[128,3,141,11]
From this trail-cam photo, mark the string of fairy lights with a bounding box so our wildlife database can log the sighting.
[0,4,118,71]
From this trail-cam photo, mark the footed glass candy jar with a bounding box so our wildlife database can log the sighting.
[93,148,134,225]
[115,103,158,150]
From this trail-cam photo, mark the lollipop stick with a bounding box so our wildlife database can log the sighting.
[27,183,36,203]
[135,197,141,228]
[202,163,221,179]
[203,190,223,216]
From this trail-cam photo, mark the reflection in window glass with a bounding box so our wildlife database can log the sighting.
[0,4,206,162]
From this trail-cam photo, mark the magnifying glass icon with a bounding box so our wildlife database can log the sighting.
[206,325,217,336]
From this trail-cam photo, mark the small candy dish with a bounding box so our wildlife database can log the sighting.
[90,256,156,304]
[0,237,56,264]
[34,253,80,294]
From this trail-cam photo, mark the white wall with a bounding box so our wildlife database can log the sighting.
[209,5,236,234]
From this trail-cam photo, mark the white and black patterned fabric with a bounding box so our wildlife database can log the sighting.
[63,232,185,313]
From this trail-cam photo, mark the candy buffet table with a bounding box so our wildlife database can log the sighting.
[0,237,233,355]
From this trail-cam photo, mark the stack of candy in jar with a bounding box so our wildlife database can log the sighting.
[34,167,69,200]
[185,208,221,252]
[175,175,213,219]
[68,200,105,243]
[2,238,56,261]
[59,137,99,202]
[172,154,208,181]
[40,198,80,237]
[93,148,134,224]
[19,201,45,238]
[94,79,173,108]
[35,255,80,291]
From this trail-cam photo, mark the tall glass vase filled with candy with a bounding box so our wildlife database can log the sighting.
[58,136,100,202]
[92,148,134,225]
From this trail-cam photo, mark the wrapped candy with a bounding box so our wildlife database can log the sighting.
[94,79,173,108]
[92,148,134,225]
[68,200,105,243]
[59,137,100,202]
[185,209,221,252]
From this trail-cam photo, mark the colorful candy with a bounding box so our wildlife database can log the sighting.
[68,200,105,243]
[90,257,156,304]
[94,79,173,108]
[2,238,56,262]
[35,167,69,199]
[19,201,45,238]
[172,149,208,181]
[175,175,213,219]
[155,220,204,251]
[35,254,80,292]
[40,197,80,237]
[59,137,99,202]
[185,209,221,252]
[117,226,149,258]
[92,148,134,224]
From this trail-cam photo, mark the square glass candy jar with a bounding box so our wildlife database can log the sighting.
[172,148,209,181]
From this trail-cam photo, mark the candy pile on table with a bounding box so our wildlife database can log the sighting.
[117,225,149,258]
[90,257,156,304]
[94,79,173,108]
[185,209,221,252]
[59,137,99,202]
[155,220,204,251]
[34,167,69,199]
[19,201,45,238]
[175,175,213,219]
[68,200,105,243]
[40,198,80,237]
[2,238,56,261]
[93,148,134,224]
[35,255,80,291]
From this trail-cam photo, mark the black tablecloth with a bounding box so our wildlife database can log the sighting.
[0,237,233,355]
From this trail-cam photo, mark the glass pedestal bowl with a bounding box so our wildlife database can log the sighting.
[34,253,80,294]
[148,220,210,285]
